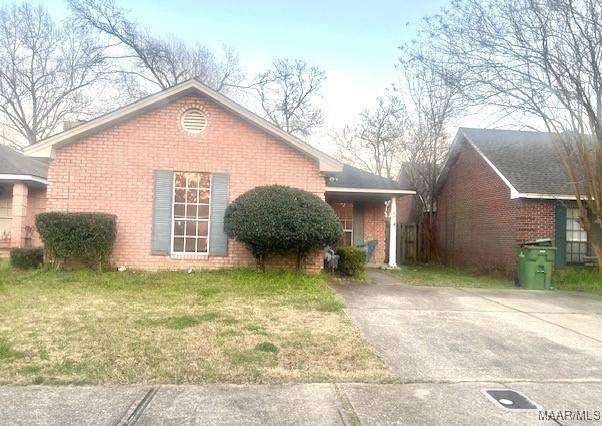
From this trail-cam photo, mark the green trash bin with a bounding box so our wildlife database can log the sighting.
[517,241,556,289]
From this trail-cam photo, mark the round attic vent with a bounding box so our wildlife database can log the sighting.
[181,108,207,135]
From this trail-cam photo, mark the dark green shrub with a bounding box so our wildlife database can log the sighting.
[336,246,366,278]
[35,212,117,270]
[9,247,44,269]
[224,185,342,270]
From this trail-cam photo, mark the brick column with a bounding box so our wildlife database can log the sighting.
[11,183,28,248]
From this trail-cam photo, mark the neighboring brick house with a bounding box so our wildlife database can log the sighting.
[435,128,602,276]
[23,79,413,270]
[0,145,47,254]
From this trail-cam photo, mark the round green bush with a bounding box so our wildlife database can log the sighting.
[224,185,342,270]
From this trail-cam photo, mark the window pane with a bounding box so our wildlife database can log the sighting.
[186,204,197,218]
[198,205,210,219]
[175,188,186,202]
[197,238,208,252]
[174,204,185,218]
[175,173,186,188]
[173,237,184,252]
[199,174,210,189]
[186,173,199,189]
[185,221,196,236]
[185,237,196,252]
[198,190,209,204]
[197,221,208,237]
[174,220,185,236]
[342,231,352,246]
[186,189,198,203]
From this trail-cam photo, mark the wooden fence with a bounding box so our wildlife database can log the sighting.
[386,222,430,264]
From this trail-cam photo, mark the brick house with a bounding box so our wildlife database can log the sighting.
[0,145,47,254]
[22,79,413,270]
[435,128,602,276]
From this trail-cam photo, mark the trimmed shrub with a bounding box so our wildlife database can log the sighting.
[35,212,117,270]
[224,185,342,270]
[10,247,44,269]
[336,246,366,278]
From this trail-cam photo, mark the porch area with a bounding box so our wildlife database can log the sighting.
[0,181,47,255]
[324,165,415,267]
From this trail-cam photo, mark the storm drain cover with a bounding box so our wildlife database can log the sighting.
[483,389,538,411]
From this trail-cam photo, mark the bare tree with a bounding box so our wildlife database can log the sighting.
[68,0,243,95]
[252,59,325,137]
[416,0,602,270]
[0,2,107,146]
[395,45,464,260]
[333,94,408,179]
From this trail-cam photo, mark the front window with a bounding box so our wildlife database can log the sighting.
[172,172,211,254]
[566,207,589,263]
[332,202,353,246]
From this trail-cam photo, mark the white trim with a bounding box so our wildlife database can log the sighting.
[388,196,398,268]
[23,79,343,172]
[0,174,47,184]
[515,192,578,200]
[326,187,415,195]
[461,131,521,198]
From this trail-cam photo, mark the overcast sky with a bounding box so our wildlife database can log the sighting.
[40,0,498,153]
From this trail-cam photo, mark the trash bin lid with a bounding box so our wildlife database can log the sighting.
[521,238,552,247]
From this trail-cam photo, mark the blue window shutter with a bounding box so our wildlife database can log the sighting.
[209,173,229,256]
[555,205,566,268]
[353,203,364,246]
[152,170,173,256]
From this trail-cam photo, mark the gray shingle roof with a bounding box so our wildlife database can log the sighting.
[0,145,48,179]
[459,128,573,196]
[326,164,407,190]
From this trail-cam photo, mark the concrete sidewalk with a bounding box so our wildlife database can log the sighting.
[4,382,599,425]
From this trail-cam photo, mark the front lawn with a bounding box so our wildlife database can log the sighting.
[389,264,515,288]
[0,262,392,385]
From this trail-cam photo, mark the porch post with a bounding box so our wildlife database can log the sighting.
[11,183,28,248]
[388,196,398,268]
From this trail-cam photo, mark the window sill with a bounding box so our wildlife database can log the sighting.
[170,253,209,260]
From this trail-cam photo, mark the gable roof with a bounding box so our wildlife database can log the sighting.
[23,79,343,173]
[439,128,574,199]
[326,164,415,194]
[0,145,48,183]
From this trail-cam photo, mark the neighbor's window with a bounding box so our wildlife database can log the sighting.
[172,172,210,254]
[566,207,589,263]
[332,202,353,246]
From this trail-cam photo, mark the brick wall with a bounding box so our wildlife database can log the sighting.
[46,95,326,271]
[435,142,556,276]
[363,202,386,263]
[25,186,46,247]
[396,195,417,223]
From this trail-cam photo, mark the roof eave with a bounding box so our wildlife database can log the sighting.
[325,186,415,195]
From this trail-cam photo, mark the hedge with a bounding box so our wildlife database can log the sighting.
[336,246,366,278]
[224,185,342,270]
[10,247,44,269]
[35,212,117,270]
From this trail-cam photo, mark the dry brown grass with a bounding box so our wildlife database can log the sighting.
[0,263,393,384]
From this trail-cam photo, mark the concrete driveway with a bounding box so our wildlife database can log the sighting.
[333,269,602,425]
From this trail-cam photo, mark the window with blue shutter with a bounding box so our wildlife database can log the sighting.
[152,170,173,255]
[209,173,229,256]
